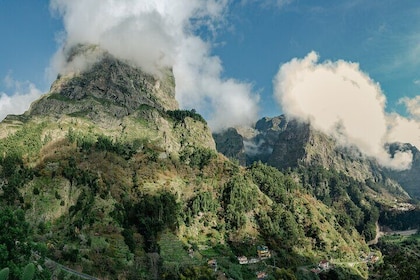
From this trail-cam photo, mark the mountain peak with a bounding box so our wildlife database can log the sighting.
[28,46,178,120]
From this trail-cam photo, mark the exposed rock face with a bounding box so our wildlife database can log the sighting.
[267,118,310,169]
[212,128,246,165]
[28,48,178,120]
[385,143,420,199]
[214,115,410,199]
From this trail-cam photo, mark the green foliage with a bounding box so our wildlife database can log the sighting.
[48,93,72,102]
[129,192,180,252]
[167,109,207,124]
[180,146,216,170]
[188,192,219,217]
[67,129,143,160]
[319,266,364,280]
[297,165,381,240]
[178,266,215,280]
[0,150,36,204]
[62,157,99,194]
[222,175,258,229]
[371,234,420,279]
[248,161,296,203]
[21,263,35,280]
[0,123,46,161]
[0,263,44,280]
[0,207,32,279]
[379,209,420,230]
[0,268,9,280]
[257,204,302,250]
[121,228,136,253]
[273,268,297,280]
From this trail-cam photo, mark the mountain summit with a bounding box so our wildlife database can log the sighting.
[2,45,215,157]
[28,45,178,122]
[214,115,411,200]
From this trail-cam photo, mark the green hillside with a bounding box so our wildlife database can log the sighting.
[0,50,417,279]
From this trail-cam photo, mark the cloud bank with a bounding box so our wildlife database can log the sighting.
[273,51,416,170]
[0,75,43,121]
[49,0,259,131]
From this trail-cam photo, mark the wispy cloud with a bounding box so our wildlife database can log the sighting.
[49,0,259,132]
[240,0,294,9]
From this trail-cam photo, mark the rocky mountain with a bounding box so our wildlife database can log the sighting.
[214,115,413,201]
[384,143,420,199]
[28,45,178,121]
[2,46,215,157]
[0,46,417,280]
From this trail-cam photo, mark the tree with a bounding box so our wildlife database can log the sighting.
[0,207,31,278]
[131,193,180,252]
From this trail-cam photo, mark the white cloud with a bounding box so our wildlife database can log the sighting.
[387,113,420,150]
[273,51,414,170]
[398,96,420,119]
[388,96,420,150]
[49,0,259,131]
[0,76,43,121]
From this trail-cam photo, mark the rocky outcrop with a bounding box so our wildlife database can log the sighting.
[28,47,178,120]
[212,128,246,165]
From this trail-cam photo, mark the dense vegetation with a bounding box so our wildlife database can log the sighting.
[0,115,415,279]
[166,109,207,124]
[297,166,380,241]
[379,209,420,231]
[370,234,420,279]
[0,207,50,279]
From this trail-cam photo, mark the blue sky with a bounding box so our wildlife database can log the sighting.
[0,0,60,89]
[214,1,420,117]
[0,1,419,129]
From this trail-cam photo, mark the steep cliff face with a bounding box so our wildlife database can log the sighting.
[28,47,178,120]
[385,143,420,199]
[212,128,247,165]
[266,118,310,170]
[214,115,410,200]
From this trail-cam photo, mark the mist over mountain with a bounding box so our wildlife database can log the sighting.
[214,115,420,200]
[273,52,416,171]
[47,0,260,132]
[0,44,419,279]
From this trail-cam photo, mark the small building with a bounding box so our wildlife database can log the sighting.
[237,256,248,264]
[257,245,271,259]
[208,259,217,271]
[318,259,329,270]
[256,271,267,279]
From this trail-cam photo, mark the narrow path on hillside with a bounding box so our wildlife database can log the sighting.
[44,257,99,280]
[368,222,418,245]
